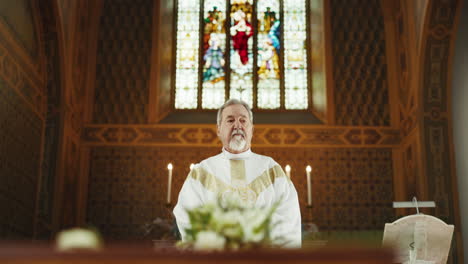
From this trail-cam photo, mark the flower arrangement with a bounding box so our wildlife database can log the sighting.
[178,196,280,251]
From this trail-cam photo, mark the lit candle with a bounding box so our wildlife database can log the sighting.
[190,163,194,170]
[306,165,312,206]
[167,163,173,204]
[285,165,291,178]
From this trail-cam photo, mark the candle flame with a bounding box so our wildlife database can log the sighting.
[306,165,312,172]
[285,165,291,172]
[167,163,173,170]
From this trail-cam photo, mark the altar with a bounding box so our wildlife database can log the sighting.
[0,243,393,264]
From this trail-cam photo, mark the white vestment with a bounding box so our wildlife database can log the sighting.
[173,148,302,248]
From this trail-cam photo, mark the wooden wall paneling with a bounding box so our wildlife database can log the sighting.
[81,124,401,148]
[391,147,407,217]
[53,0,94,230]
[147,1,160,124]
[323,0,335,125]
[83,0,103,123]
[399,0,421,139]
[32,0,49,239]
[45,0,74,235]
[79,0,104,229]
[380,0,401,128]
[153,0,174,123]
[308,0,327,123]
[35,0,61,239]
[31,0,47,85]
[409,0,429,54]
[84,146,395,240]
[56,0,75,88]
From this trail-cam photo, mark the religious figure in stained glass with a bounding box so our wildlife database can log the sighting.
[258,39,279,79]
[204,6,225,51]
[175,0,319,111]
[230,9,253,66]
[268,19,280,53]
[261,7,276,33]
[203,34,225,83]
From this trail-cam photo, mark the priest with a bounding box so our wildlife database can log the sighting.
[173,99,302,247]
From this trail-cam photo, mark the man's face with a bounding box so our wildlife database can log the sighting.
[217,104,253,153]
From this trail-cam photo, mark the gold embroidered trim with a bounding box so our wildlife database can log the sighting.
[189,167,229,194]
[248,165,288,196]
[189,164,288,202]
[230,160,246,187]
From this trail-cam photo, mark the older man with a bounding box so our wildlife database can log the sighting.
[173,99,301,247]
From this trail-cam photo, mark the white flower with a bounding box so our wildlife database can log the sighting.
[212,209,243,239]
[182,195,279,250]
[194,231,226,251]
[240,208,269,243]
[56,228,102,251]
[213,210,242,227]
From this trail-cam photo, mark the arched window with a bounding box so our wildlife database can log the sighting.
[174,0,325,113]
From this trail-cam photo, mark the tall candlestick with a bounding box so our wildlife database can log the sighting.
[167,163,173,204]
[306,165,312,206]
[285,165,291,178]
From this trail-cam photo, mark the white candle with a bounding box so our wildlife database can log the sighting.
[285,165,291,178]
[167,163,173,204]
[189,163,194,170]
[306,165,312,206]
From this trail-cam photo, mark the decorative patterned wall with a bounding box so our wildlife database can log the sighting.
[86,146,394,239]
[330,0,390,126]
[82,124,400,147]
[0,79,43,239]
[421,1,461,262]
[92,0,153,124]
[0,0,46,240]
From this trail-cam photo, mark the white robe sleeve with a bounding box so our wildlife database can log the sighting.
[270,169,302,248]
[172,172,204,241]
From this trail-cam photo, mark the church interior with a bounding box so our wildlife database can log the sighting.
[0,0,467,263]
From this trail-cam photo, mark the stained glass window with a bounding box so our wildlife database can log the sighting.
[284,0,308,109]
[202,0,227,109]
[174,0,200,109]
[257,0,281,109]
[175,0,319,111]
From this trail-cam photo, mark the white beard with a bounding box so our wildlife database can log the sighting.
[229,134,246,152]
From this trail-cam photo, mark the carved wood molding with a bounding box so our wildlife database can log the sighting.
[82,124,401,147]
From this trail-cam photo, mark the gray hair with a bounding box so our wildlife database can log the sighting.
[217,99,253,126]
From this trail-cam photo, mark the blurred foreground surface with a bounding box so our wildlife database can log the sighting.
[0,241,394,264]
